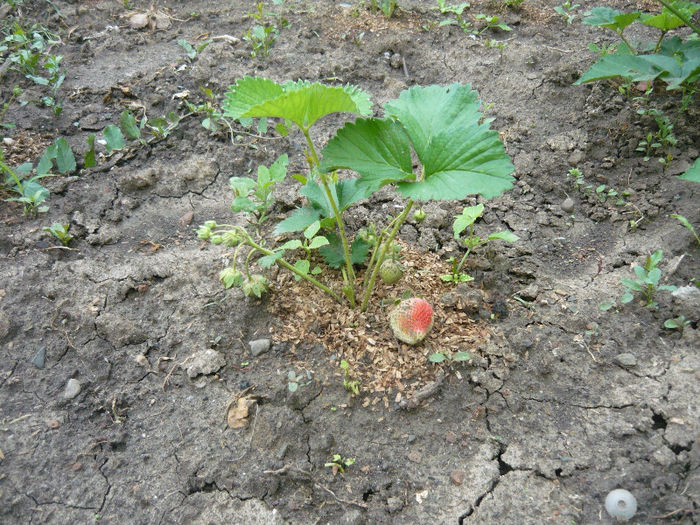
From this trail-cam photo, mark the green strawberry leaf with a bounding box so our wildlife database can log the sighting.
[229,177,257,197]
[678,157,700,183]
[429,352,447,363]
[258,250,284,269]
[120,110,141,140]
[453,204,484,237]
[453,351,471,362]
[104,125,125,153]
[274,206,323,235]
[223,77,372,130]
[488,231,519,242]
[582,7,640,31]
[320,84,515,201]
[231,196,258,213]
[309,236,329,250]
[320,233,370,269]
[55,138,76,174]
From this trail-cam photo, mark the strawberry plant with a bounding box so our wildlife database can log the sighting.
[575,3,700,92]
[441,203,518,283]
[199,78,515,311]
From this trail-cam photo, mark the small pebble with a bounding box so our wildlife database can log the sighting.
[129,13,149,29]
[46,419,60,429]
[561,197,575,213]
[450,469,465,485]
[614,353,637,368]
[31,347,46,369]
[249,339,271,357]
[387,496,403,514]
[64,379,82,400]
[178,211,194,227]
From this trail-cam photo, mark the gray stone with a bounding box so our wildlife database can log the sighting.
[560,197,575,214]
[387,496,404,514]
[249,338,271,357]
[185,349,226,379]
[614,353,637,368]
[672,286,700,321]
[31,347,46,369]
[64,379,82,400]
[517,283,539,302]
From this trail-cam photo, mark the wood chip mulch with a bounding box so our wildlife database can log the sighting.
[266,242,492,402]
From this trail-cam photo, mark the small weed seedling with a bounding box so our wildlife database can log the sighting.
[436,0,473,32]
[340,360,361,395]
[325,454,355,475]
[671,214,700,246]
[441,204,518,283]
[1,136,77,216]
[43,222,72,246]
[664,315,690,333]
[503,0,524,8]
[619,250,677,307]
[635,115,677,162]
[474,14,512,34]
[287,369,312,392]
[1,21,65,115]
[199,79,514,311]
[369,0,397,18]
[553,1,580,24]
[1,155,50,216]
[243,1,288,58]
[177,38,211,61]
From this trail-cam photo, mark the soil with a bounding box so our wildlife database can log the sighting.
[1,0,699,523]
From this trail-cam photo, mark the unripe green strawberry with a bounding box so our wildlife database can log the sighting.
[413,208,426,223]
[389,298,434,345]
[379,259,403,285]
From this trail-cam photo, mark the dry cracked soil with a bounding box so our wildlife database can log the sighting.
[0,0,699,523]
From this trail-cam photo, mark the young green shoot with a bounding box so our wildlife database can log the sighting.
[43,222,72,246]
[325,454,355,475]
[620,249,677,307]
[340,360,361,395]
[441,204,518,283]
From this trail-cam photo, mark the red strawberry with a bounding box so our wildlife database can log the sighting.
[389,298,434,345]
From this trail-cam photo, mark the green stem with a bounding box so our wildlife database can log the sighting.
[653,31,666,53]
[0,157,24,194]
[302,128,356,305]
[360,199,414,311]
[362,230,385,289]
[454,247,474,276]
[244,247,256,279]
[244,230,343,304]
[656,0,700,35]
[618,30,637,55]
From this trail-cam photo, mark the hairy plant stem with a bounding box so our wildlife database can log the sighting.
[360,199,414,311]
[656,0,700,35]
[618,30,636,55]
[302,128,356,307]
[220,226,343,303]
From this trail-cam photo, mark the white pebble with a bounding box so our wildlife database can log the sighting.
[605,489,637,521]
